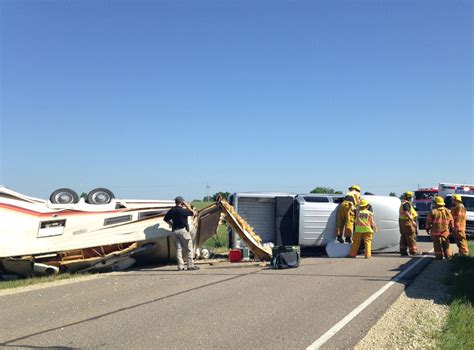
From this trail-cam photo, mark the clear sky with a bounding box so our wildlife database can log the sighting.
[0,0,472,201]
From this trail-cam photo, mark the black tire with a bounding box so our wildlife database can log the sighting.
[49,188,79,204]
[86,188,115,205]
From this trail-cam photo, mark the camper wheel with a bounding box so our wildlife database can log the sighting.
[49,188,80,204]
[86,188,115,205]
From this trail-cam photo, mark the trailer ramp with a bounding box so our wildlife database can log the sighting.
[218,198,272,261]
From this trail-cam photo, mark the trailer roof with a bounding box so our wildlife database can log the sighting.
[232,192,296,198]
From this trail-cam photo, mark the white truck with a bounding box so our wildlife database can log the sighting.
[437,183,474,237]
[228,192,401,251]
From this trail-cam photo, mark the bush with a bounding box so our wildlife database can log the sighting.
[447,254,474,303]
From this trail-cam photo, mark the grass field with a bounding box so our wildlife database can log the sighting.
[191,201,229,251]
[0,273,80,290]
[439,240,474,349]
[191,201,215,210]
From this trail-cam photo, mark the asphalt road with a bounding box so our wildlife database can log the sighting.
[1,238,436,349]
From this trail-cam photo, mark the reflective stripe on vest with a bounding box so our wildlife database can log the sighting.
[355,209,374,233]
[399,200,418,220]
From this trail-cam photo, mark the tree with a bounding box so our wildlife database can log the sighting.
[212,192,230,201]
[202,192,230,202]
[310,186,342,194]
[389,192,397,197]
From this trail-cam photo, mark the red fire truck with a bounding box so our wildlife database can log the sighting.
[414,187,438,228]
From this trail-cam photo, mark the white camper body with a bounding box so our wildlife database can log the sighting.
[437,183,474,237]
[0,186,222,275]
[0,186,175,258]
[230,192,400,251]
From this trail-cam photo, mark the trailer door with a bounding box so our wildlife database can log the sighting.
[275,196,297,246]
[236,197,276,244]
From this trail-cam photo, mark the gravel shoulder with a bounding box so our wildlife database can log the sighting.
[356,259,450,349]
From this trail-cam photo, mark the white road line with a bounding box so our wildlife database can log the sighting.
[307,251,434,350]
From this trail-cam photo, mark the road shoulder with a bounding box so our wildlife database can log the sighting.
[355,259,450,349]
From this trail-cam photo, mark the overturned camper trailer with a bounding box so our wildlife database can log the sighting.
[0,186,274,276]
[229,192,401,251]
[0,186,222,276]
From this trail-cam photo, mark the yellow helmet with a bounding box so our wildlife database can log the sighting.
[434,196,445,206]
[349,185,361,192]
[359,199,369,208]
[405,191,414,198]
[452,194,462,202]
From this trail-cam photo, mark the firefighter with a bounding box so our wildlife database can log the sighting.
[450,194,469,256]
[399,191,422,256]
[426,196,454,260]
[336,185,361,243]
[347,199,377,259]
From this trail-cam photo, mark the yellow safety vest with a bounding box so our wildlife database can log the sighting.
[399,200,418,220]
[355,209,375,233]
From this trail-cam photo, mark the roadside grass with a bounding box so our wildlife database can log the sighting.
[441,300,474,350]
[191,201,215,210]
[204,224,229,254]
[0,273,80,290]
[192,201,229,254]
[439,241,474,350]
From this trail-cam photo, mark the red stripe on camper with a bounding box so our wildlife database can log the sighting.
[0,203,122,217]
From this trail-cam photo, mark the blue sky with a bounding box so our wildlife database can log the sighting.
[0,0,472,201]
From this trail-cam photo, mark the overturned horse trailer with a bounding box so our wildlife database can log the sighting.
[229,192,401,251]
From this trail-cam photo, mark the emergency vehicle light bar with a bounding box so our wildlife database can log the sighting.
[441,184,474,191]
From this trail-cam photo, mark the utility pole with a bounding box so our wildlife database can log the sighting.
[206,182,210,202]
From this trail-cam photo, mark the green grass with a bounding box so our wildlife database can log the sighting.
[203,224,229,250]
[0,273,80,290]
[446,241,474,302]
[191,201,215,210]
[440,299,474,350]
[439,241,474,349]
[192,200,229,252]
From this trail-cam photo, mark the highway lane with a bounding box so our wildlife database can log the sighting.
[1,239,435,349]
